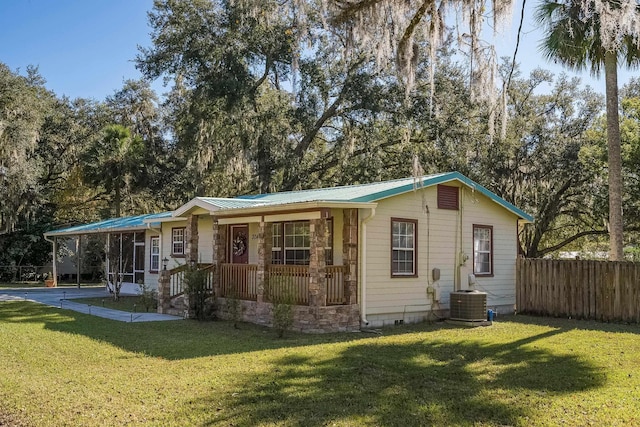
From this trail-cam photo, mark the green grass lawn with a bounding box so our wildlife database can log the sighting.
[0,302,639,426]
[72,296,157,313]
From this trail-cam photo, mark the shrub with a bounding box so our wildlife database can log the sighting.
[225,284,242,328]
[137,282,158,312]
[268,276,295,338]
[184,267,214,320]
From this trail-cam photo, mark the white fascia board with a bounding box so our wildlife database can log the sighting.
[142,216,188,224]
[44,226,148,238]
[211,201,377,217]
[217,216,263,225]
[173,197,220,217]
[266,211,322,222]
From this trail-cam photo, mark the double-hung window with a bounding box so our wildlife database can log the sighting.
[271,219,333,265]
[391,218,417,277]
[473,225,493,276]
[284,222,311,265]
[150,236,160,272]
[172,227,185,256]
[272,223,283,264]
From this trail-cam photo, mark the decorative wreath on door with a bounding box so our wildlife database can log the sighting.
[233,234,247,256]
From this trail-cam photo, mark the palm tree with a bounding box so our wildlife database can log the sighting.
[536,0,640,260]
[83,124,145,217]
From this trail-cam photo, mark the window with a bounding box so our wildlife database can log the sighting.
[272,223,283,264]
[473,225,493,276]
[172,227,185,255]
[391,218,417,277]
[325,219,334,265]
[284,222,310,265]
[271,219,333,265]
[438,184,459,210]
[150,236,160,272]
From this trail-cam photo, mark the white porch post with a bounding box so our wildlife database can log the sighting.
[76,235,81,288]
[52,237,58,286]
[105,233,110,288]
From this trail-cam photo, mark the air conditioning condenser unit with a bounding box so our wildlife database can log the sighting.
[449,290,487,322]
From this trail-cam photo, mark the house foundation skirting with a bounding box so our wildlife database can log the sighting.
[217,298,361,333]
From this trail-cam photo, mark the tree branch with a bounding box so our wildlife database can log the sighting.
[536,229,609,257]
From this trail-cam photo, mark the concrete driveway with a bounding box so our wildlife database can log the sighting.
[0,286,182,323]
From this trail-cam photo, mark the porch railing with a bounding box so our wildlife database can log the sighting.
[219,263,259,300]
[326,265,346,305]
[267,265,309,305]
[169,263,214,297]
[213,263,348,306]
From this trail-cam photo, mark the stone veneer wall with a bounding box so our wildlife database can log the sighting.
[216,298,361,333]
[186,214,199,265]
[342,209,358,304]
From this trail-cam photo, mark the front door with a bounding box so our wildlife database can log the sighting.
[230,224,249,264]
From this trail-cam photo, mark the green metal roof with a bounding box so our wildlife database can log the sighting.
[196,197,270,210]
[228,172,533,221]
[236,173,452,204]
[46,173,532,239]
[45,212,173,237]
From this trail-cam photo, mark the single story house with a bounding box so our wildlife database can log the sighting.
[44,172,533,332]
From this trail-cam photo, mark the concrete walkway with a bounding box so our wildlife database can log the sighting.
[0,286,183,323]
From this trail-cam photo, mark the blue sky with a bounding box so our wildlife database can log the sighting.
[1,0,155,100]
[0,0,635,101]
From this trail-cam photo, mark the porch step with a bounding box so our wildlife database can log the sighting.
[164,307,186,317]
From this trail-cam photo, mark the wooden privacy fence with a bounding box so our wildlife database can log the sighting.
[517,258,640,323]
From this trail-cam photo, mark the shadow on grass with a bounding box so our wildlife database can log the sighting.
[203,330,606,426]
[0,301,371,359]
[504,313,640,335]
[0,302,613,425]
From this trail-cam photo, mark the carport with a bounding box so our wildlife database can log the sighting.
[43,212,171,289]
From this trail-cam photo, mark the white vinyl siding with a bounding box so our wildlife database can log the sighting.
[362,184,519,326]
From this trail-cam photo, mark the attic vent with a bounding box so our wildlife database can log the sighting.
[438,185,459,210]
[449,291,487,321]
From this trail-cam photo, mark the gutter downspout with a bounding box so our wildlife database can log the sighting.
[360,207,376,326]
[44,235,57,286]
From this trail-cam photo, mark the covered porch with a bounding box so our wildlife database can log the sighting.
[157,206,362,331]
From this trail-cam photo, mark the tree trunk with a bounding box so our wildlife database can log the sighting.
[115,180,121,218]
[605,51,624,261]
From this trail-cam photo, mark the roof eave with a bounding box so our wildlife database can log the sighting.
[211,200,377,217]
[44,225,149,238]
[172,197,221,217]
[142,216,188,224]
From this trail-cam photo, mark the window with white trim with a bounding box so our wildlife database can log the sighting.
[473,225,493,276]
[391,218,417,276]
[172,227,185,255]
[325,219,333,265]
[150,236,160,272]
[271,220,333,265]
[284,222,310,265]
[272,223,283,264]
